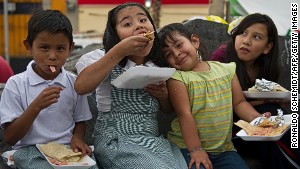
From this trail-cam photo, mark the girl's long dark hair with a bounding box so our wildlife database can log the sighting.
[226,13,279,90]
[102,2,166,67]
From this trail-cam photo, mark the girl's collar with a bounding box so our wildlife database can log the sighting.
[124,60,156,70]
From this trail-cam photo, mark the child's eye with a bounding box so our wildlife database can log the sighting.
[253,35,261,40]
[40,46,49,50]
[124,22,132,27]
[57,47,66,51]
[176,42,183,48]
[140,18,147,23]
[241,31,247,36]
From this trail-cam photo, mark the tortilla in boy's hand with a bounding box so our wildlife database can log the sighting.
[39,142,82,162]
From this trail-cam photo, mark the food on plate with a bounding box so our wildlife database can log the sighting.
[256,119,277,127]
[234,120,290,136]
[9,155,14,161]
[49,66,56,73]
[39,142,82,162]
[143,31,155,41]
[248,78,288,92]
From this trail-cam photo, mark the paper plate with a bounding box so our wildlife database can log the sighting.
[36,144,96,169]
[1,150,17,168]
[236,115,291,141]
[112,66,176,89]
[243,91,290,100]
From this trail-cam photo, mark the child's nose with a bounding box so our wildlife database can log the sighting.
[175,51,181,57]
[242,37,251,45]
[135,22,145,30]
[48,51,57,60]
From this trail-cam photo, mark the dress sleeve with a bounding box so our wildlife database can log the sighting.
[170,70,184,82]
[226,62,236,80]
[75,49,105,74]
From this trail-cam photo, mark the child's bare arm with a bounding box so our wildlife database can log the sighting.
[70,121,92,156]
[4,86,62,145]
[167,79,212,169]
[167,79,200,148]
[75,35,152,95]
[231,75,270,122]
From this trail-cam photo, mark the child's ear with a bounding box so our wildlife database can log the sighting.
[70,42,75,51]
[263,42,273,54]
[23,40,32,55]
[191,34,200,49]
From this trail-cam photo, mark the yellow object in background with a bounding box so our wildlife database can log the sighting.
[205,15,228,25]
[51,0,66,14]
[227,16,244,35]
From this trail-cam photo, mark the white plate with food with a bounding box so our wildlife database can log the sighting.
[112,66,176,89]
[243,91,290,100]
[36,143,96,169]
[235,114,291,141]
[1,150,17,168]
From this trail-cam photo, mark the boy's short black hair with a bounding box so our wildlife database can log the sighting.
[26,9,73,48]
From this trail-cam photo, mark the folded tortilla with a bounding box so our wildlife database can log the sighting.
[39,142,82,162]
[234,120,290,136]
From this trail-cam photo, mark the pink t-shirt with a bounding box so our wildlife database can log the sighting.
[209,44,227,63]
[0,56,14,83]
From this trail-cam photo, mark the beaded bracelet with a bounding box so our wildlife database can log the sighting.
[190,147,204,153]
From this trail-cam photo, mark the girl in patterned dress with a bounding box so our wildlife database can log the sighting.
[158,23,270,169]
[75,2,187,169]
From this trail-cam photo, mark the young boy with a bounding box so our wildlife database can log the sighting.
[0,9,93,169]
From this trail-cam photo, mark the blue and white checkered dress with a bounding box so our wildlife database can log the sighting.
[93,65,187,169]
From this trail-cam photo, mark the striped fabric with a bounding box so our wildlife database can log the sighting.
[168,61,236,153]
[13,146,53,169]
[93,65,188,169]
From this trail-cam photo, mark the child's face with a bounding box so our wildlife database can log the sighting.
[115,6,154,40]
[162,32,199,71]
[235,23,273,64]
[24,31,74,80]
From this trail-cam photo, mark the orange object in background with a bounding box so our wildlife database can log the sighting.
[0,0,42,58]
[51,0,66,14]
[0,0,66,58]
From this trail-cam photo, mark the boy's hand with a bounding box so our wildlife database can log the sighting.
[70,137,92,157]
[144,81,168,100]
[32,86,63,111]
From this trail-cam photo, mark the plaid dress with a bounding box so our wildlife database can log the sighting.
[93,65,187,169]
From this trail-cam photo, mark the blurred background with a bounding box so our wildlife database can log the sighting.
[0,0,297,74]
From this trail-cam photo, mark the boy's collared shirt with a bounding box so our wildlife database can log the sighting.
[0,60,92,149]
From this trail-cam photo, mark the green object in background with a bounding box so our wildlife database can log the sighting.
[285,29,291,38]
[229,0,248,16]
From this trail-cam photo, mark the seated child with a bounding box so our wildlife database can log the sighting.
[0,9,95,169]
[158,23,270,169]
